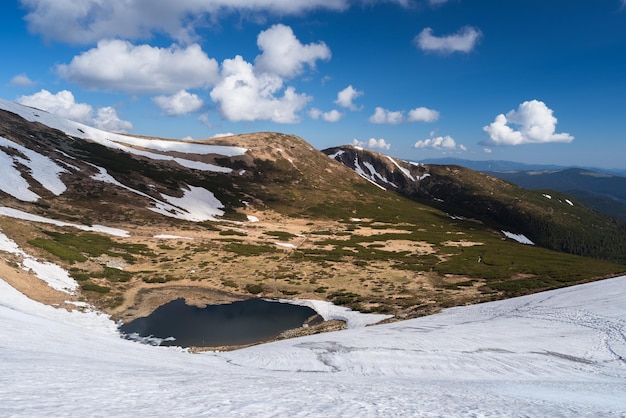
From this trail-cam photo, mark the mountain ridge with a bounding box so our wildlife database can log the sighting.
[418,156,626,221]
[324,145,626,263]
[486,167,626,221]
[418,156,626,177]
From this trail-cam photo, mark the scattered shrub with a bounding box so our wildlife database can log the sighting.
[245,284,264,294]
[223,243,278,256]
[264,231,297,239]
[219,230,247,237]
[81,282,111,293]
[222,280,238,288]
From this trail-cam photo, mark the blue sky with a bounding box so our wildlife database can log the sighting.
[1,0,625,169]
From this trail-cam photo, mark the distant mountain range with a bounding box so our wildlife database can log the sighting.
[418,157,626,177]
[419,158,626,221]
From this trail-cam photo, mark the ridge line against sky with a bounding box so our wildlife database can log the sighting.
[1,0,625,169]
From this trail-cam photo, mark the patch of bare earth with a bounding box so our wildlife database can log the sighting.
[442,240,484,247]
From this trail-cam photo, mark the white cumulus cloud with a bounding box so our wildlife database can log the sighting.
[407,107,440,122]
[20,0,353,44]
[255,24,331,78]
[414,135,458,150]
[198,113,212,128]
[10,73,34,86]
[210,55,310,123]
[51,24,341,125]
[17,89,133,133]
[335,85,364,110]
[308,108,322,119]
[153,90,204,116]
[353,138,391,150]
[57,40,219,94]
[369,107,405,124]
[94,107,134,132]
[309,108,343,122]
[414,26,482,54]
[17,89,94,125]
[370,106,439,124]
[482,100,574,146]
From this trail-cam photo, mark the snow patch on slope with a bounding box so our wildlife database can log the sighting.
[387,156,431,181]
[153,235,194,240]
[285,298,392,328]
[274,242,296,249]
[0,136,67,201]
[502,230,535,245]
[0,230,77,293]
[327,149,345,160]
[353,157,387,191]
[102,134,247,157]
[89,164,224,223]
[0,149,40,201]
[386,155,414,181]
[0,206,129,237]
[152,186,224,222]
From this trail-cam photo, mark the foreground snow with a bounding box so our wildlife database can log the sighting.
[1,276,625,417]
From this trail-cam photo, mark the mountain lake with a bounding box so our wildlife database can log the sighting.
[119,298,317,348]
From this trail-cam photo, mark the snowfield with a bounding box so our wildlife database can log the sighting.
[1,275,625,417]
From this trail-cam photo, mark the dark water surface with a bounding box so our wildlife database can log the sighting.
[119,298,317,347]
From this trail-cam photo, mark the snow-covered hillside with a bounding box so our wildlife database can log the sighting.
[0,99,248,222]
[0,98,248,163]
[1,276,625,417]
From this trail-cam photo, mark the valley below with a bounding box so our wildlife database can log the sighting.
[2,203,624,351]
